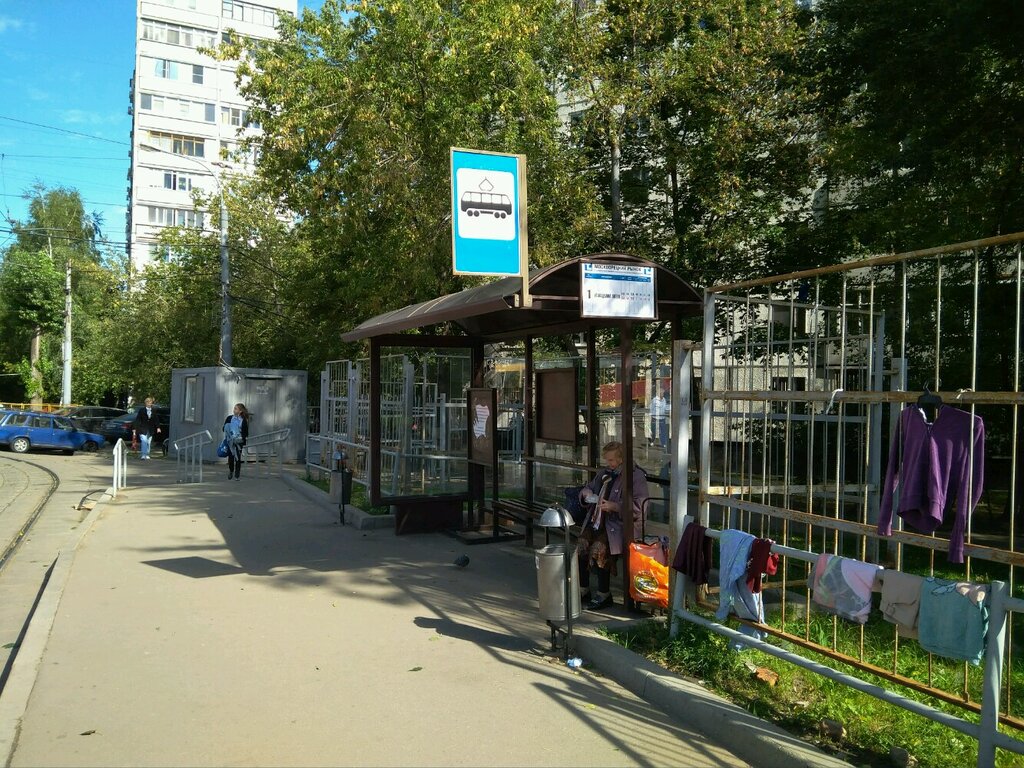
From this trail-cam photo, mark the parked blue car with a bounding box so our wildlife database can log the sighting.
[0,410,106,454]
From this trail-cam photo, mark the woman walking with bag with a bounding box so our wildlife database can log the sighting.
[223,403,249,480]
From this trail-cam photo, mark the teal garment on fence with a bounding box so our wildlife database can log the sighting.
[917,577,988,665]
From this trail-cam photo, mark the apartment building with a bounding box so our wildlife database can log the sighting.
[126,0,296,271]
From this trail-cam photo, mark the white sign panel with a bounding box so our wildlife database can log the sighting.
[581,262,656,319]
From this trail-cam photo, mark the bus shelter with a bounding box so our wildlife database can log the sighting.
[341,253,701,603]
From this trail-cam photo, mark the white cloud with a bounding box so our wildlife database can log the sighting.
[0,17,23,34]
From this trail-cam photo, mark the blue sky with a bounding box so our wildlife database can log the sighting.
[0,0,324,252]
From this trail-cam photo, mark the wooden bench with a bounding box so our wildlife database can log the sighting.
[491,498,582,548]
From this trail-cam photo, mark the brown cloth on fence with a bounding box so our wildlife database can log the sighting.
[672,522,712,586]
[745,538,779,594]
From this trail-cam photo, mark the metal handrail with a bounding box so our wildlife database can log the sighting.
[112,438,127,496]
[174,429,213,484]
[242,428,290,477]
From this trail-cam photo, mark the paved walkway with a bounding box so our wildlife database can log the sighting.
[0,460,843,767]
[0,460,847,765]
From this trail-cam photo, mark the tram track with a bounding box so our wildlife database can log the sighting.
[0,456,59,576]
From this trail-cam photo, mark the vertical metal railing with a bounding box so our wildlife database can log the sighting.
[174,430,213,484]
[241,428,291,477]
[111,438,127,497]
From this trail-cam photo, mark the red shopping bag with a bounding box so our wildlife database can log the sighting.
[628,542,669,608]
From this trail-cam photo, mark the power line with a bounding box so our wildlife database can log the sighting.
[0,115,130,147]
[0,226,131,250]
[0,192,126,209]
[0,154,127,161]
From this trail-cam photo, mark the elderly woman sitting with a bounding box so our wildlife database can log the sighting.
[577,441,649,610]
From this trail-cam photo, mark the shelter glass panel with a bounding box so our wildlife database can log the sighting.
[376,349,472,499]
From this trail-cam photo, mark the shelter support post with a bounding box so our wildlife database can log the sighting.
[586,328,598,466]
[621,324,635,611]
[669,340,695,634]
[525,336,536,545]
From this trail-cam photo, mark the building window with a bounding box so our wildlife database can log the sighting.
[192,65,204,85]
[146,130,206,158]
[221,106,248,127]
[162,171,194,192]
[152,58,179,79]
[222,0,278,28]
[183,375,204,423]
[143,20,216,49]
[148,206,204,229]
[139,93,214,122]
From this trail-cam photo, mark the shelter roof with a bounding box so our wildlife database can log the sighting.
[341,253,702,342]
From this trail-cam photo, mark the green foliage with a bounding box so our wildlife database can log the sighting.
[0,247,62,333]
[564,0,816,285]
[0,185,112,402]
[812,0,1024,251]
[229,0,603,363]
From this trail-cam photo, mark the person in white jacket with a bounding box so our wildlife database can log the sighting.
[649,390,670,449]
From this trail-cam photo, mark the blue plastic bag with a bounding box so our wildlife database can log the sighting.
[216,439,229,458]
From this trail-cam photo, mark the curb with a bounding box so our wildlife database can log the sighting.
[573,626,852,768]
[0,486,113,768]
[278,472,395,531]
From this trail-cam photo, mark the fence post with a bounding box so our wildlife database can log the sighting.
[979,580,1008,768]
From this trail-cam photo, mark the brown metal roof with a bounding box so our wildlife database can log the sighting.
[341,253,703,342]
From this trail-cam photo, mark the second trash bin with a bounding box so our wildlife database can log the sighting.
[536,544,581,622]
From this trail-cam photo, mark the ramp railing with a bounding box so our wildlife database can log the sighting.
[174,429,213,484]
[112,438,128,496]
[242,428,291,477]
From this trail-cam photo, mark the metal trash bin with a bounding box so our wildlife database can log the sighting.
[536,544,581,622]
[329,468,353,504]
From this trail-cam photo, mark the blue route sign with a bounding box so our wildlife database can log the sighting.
[450,148,526,277]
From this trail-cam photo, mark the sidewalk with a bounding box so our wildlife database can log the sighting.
[0,461,843,767]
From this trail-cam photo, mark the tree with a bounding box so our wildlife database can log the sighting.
[811,0,1024,251]
[564,0,815,287]
[0,185,109,404]
[224,0,603,359]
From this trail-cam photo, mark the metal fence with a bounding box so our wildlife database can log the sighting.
[671,233,1024,767]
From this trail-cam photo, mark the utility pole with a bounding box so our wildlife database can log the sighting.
[219,193,232,366]
[62,244,72,406]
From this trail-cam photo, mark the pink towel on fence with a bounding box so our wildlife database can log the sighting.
[812,554,882,624]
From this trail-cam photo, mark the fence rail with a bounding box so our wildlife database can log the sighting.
[174,430,213,484]
[242,428,290,477]
[670,232,1024,767]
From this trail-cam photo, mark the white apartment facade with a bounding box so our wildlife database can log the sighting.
[126,0,295,271]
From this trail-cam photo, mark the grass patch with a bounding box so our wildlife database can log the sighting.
[605,618,1024,768]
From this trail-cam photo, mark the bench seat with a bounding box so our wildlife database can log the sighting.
[491,498,581,547]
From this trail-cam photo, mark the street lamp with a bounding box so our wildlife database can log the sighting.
[138,143,232,366]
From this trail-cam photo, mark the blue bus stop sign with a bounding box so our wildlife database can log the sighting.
[451,148,526,277]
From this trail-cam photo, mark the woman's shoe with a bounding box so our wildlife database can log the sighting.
[587,594,613,610]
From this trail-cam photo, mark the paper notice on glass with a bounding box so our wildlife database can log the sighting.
[473,403,491,439]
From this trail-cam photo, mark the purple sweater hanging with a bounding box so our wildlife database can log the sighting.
[877,406,984,563]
